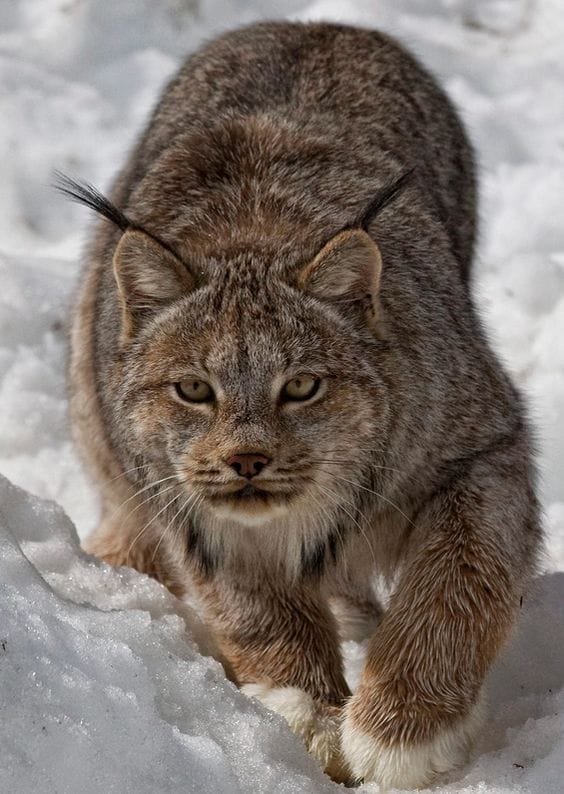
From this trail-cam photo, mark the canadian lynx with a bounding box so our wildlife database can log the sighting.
[65,22,541,788]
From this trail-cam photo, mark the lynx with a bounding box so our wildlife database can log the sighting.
[64,22,541,788]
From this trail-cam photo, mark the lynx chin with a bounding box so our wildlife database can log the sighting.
[64,21,542,789]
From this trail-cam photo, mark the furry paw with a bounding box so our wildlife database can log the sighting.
[242,684,348,782]
[341,696,485,789]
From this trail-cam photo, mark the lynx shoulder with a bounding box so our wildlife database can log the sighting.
[66,22,541,788]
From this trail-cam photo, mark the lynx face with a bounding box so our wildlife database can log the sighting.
[116,232,389,549]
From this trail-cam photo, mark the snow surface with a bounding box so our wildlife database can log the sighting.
[1,0,563,791]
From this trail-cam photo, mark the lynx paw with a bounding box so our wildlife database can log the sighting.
[341,698,485,789]
[242,684,348,782]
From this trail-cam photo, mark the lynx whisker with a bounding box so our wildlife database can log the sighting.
[324,471,417,529]
[180,491,206,540]
[308,491,348,560]
[316,482,377,567]
[109,484,177,543]
[126,490,182,564]
[152,495,191,563]
[311,458,402,475]
[173,490,207,563]
[153,488,203,562]
[107,475,179,525]
[101,464,150,488]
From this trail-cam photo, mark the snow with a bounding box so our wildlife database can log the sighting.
[2,476,563,793]
[0,476,335,794]
[0,0,563,791]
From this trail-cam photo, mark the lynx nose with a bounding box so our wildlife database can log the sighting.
[225,453,271,479]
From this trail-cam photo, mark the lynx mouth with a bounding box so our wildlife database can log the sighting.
[204,481,298,523]
[209,482,292,504]
[233,483,268,499]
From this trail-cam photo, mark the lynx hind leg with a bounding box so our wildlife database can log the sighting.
[242,684,349,783]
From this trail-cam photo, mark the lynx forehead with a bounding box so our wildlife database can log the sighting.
[67,21,541,788]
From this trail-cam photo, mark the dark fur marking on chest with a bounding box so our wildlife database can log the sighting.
[300,526,344,578]
[185,523,219,577]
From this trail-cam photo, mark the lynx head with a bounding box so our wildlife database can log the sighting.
[58,171,411,575]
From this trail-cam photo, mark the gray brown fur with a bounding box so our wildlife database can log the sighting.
[68,22,542,788]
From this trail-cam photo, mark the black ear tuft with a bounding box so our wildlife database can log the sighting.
[53,171,131,232]
[355,168,416,231]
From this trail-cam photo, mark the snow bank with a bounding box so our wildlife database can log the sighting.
[1,476,563,793]
[0,475,336,794]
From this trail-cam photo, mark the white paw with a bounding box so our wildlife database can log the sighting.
[242,684,346,779]
[341,697,485,789]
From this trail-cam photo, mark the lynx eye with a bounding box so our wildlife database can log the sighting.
[281,374,320,402]
[174,379,214,403]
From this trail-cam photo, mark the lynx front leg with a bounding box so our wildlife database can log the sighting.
[194,573,350,780]
[342,447,540,789]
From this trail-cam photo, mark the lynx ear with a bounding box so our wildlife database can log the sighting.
[113,230,194,343]
[298,229,383,330]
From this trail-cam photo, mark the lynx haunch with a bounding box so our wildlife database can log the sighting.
[65,22,541,789]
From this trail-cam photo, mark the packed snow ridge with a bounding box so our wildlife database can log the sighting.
[1,477,563,793]
[1,0,563,792]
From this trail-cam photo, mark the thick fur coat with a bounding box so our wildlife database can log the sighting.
[67,22,541,788]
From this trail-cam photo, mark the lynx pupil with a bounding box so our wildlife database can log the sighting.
[176,379,213,403]
[283,375,319,401]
